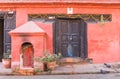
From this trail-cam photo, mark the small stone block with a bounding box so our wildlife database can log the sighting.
[18,69,34,75]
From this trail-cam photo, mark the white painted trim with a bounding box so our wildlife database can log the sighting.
[67,8,73,14]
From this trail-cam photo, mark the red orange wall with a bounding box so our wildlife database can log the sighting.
[15,4,120,63]
[88,9,120,63]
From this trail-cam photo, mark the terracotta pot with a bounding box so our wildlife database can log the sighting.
[47,61,56,70]
[43,61,56,71]
[2,58,11,68]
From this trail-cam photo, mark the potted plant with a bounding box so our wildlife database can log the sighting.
[2,49,11,68]
[45,53,62,70]
[35,50,62,71]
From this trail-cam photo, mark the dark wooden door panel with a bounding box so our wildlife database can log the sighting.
[4,30,11,43]
[0,19,4,61]
[69,20,80,57]
[59,20,69,57]
[4,12,16,53]
[0,12,15,61]
[61,44,68,57]
[80,21,88,58]
[72,44,79,56]
[54,19,87,58]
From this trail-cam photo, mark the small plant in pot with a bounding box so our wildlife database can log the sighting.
[2,49,11,68]
[45,53,62,70]
[35,50,62,71]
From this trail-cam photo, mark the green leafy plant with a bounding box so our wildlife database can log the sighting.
[35,50,62,63]
[34,50,62,71]
[42,51,62,62]
[34,68,43,73]
[3,49,11,59]
[2,49,11,68]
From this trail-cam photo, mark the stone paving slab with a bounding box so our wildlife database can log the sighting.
[0,62,120,75]
[51,63,120,74]
[0,63,11,75]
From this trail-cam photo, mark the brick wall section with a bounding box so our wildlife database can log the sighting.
[0,0,120,4]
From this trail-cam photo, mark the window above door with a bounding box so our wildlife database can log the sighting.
[28,14,112,23]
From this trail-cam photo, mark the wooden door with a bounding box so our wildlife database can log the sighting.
[0,12,15,61]
[23,45,34,68]
[54,18,87,58]
[4,12,16,53]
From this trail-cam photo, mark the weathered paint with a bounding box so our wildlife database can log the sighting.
[9,21,46,69]
[1,2,120,65]
[15,4,120,64]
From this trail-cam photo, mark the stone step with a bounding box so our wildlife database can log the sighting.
[57,57,93,65]
[17,68,34,76]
